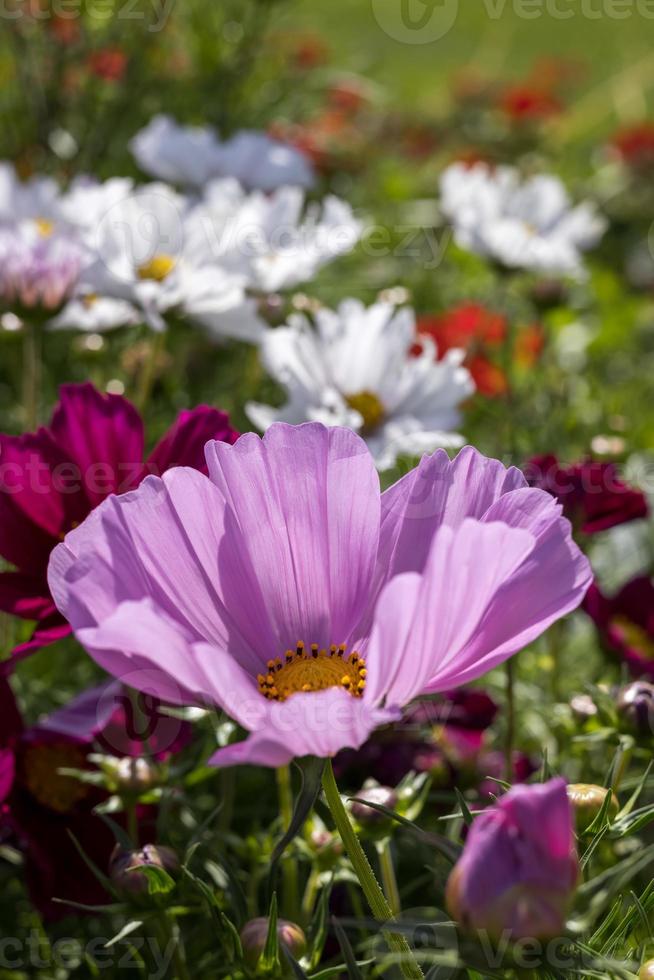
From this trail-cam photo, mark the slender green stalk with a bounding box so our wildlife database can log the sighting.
[321,760,424,980]
[301,867,320,925]
[155,912,191,980]
[276,765,300,920]
[135,329,165,413]
[505,658,516,783]
[22,318,41,429]
[377,839,401,917]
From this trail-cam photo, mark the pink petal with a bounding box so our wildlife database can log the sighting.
[367,520,535,706]
[206,423,380,654]
[208,688,399,769]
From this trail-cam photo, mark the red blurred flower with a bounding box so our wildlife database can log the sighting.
[326,79,369,115]
[413,304,508,397]
[525,455,648,534]
[0,383,238,668]
[611,123,654,171]
[500,85,562,123]
[49,14,80,45]
[87,48,128,83]
[0,678,187,920]
[585,578,654,679]
[290,33,329,71]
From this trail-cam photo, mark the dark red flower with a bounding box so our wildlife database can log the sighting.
[499,85,562,123]
[611,123,654,171]
[0,383,238,668]
[0,678,186,920]
[525,455,648,534]
[87,48,128,83]
[584,578,654,679]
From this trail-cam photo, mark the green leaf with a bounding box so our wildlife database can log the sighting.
[267,757,325,900]
[331,917,363,980]
[129,864,175,896]
[259,893,281,974]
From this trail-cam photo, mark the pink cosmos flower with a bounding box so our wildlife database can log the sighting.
[0,383,238,667]
[48,424,591,767]
[446,778,579,940]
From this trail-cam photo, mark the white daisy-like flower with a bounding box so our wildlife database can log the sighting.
[130,114,315,191]
[0,221,84,314]
[49,293,141,333]
[80,181,260,338]
[439,162,606,276]
[187,178,363,297]
[246,299,474,470]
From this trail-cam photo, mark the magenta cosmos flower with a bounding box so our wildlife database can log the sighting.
[446,778,578,940]
[584,578,654,679]
[0,678,186,920]
[48,424,591,767]
[0,383,238,667]
[525,454,648,534]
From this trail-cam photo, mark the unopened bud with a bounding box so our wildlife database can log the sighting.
[109,843,179,896]
[566,784,619,833]
[350,782,397,825]
[617,681,654,735]
[240,917,306,969]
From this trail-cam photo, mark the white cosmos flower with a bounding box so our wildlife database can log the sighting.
[49,294,141,333]
[188,178,363,294]
[130,114,315,191]
[0,163,64,228]
[80,182,260,338]
[439,162,606,276]
[246,299,474,470]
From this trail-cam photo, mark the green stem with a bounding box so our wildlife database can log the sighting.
[321,761,424,980]
[135,329,165,413]
[301,867,320,925]
[611,745,633,794]
[156,912,191,980]
[276,765,300,920]
[377,839,401,917]
[22,318,41,429]
[505,658,516,784]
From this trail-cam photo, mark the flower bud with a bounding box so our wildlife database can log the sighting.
[445,779,578,941]
[240,917,306,969]
[566,784,619,833]
[350,781,398,825]
[109,756,159,794]
[109,843,179,897]
[639,960,654,980]
[617,681,654,735]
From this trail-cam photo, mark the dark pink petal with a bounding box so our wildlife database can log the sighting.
[145,406,239,477]
[0,748,14,803]
[0,570,53,620]
[50,383,144,504]
[3,614,71,672]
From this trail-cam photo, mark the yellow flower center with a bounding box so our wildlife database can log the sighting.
[345,390,386,433]
[21,743,90,813]
[612,616,654,660]
[137,254,176,282]
[258,642,367,702]
[36,217,54,237]
[82,293,99,308]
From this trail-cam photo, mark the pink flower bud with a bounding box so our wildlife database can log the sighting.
[446,779,578,941]
[109,843,179,896]
[240,917,306,969]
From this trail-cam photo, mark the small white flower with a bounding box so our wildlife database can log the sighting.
[188,178,363,295]
[247,298,474,470]
[49,294,140,333]
[0,222,84,313]
[439,162,606,276]
[130,114,315,191]
[0,163,63,228]
[80,182,258,338]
